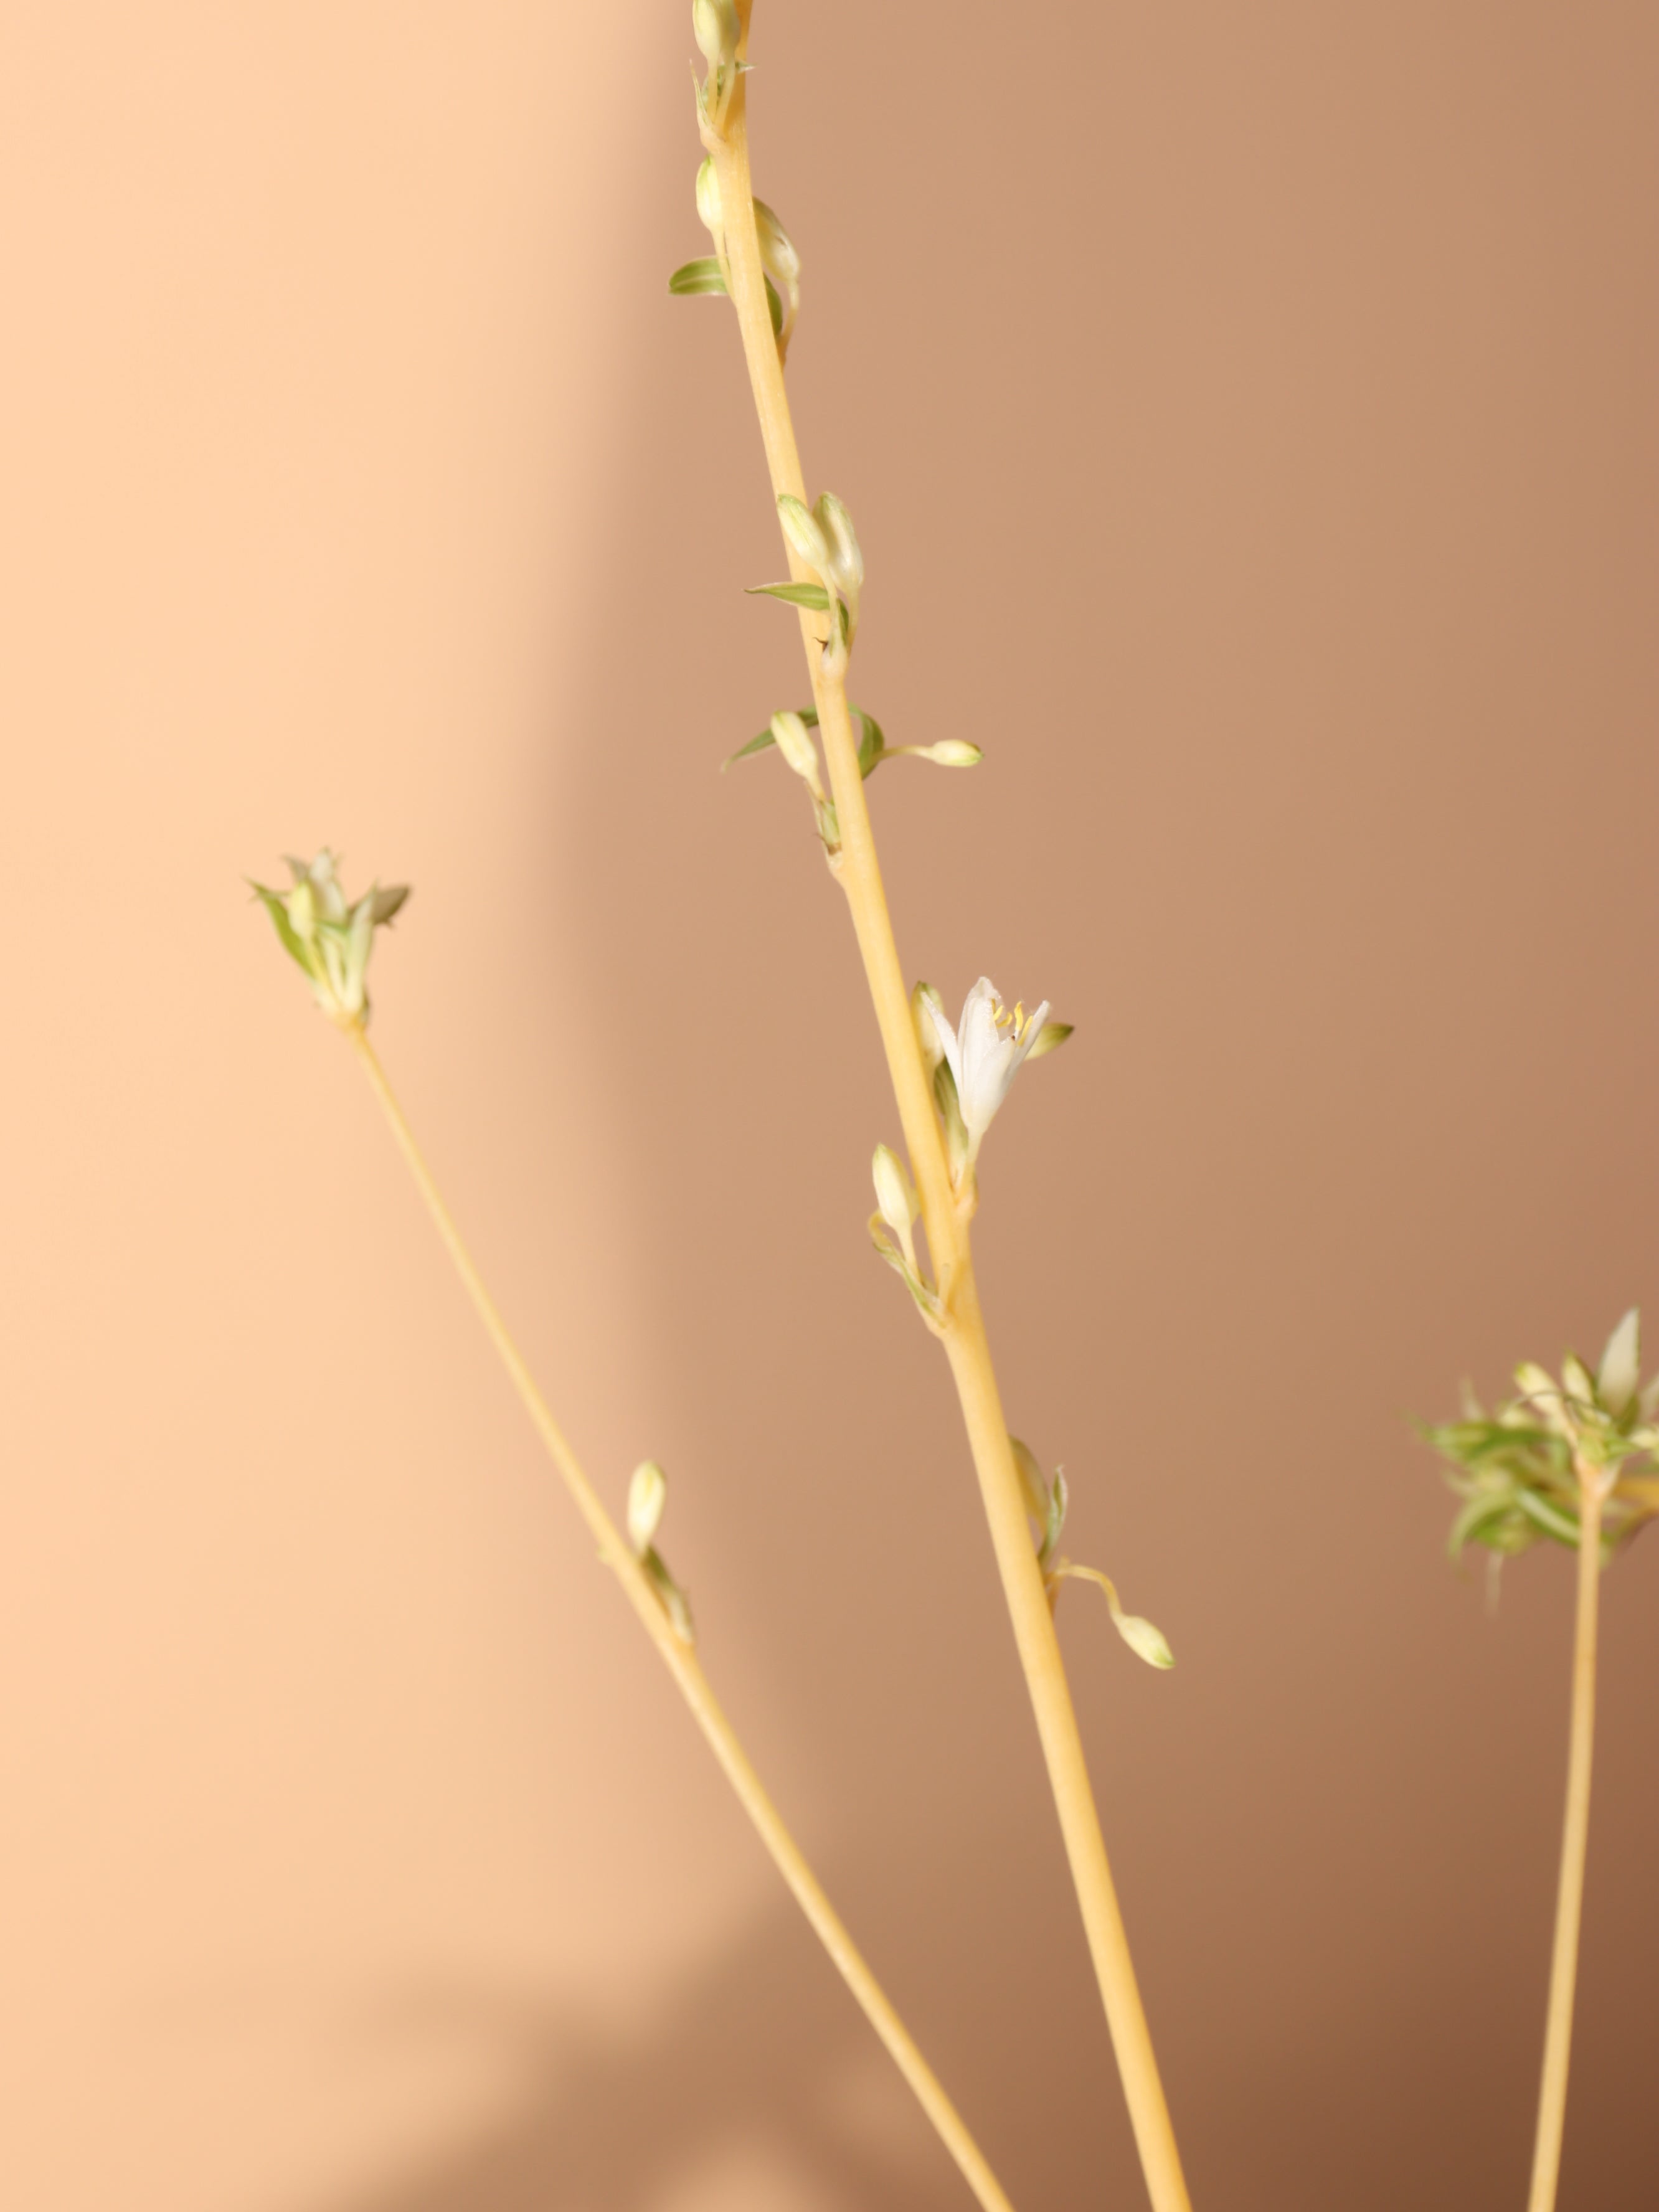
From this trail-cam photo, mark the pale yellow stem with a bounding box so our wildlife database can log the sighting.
[343,1023,1016,2212]
[1526,1484,1604,2212]
[706,22,1192,2210]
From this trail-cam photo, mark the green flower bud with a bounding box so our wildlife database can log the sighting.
[811,493,863,596]
[777,493,831,570]
[769,710,820,784]
[695,157,721,234]
[1599,1308,1642,1420]
[628,1460,668,1555]
[896,740,983,767]
[691,0,739,69]
[871,1144,919,1269]
[753,200,801,289]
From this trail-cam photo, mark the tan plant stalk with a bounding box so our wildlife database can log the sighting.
[1526,1479,1604,2212]
[700,13,1192,2210]
[345,1021,1018,2212]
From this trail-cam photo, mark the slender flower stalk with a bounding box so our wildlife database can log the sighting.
[1422,1312,1659,2209]
[1527,1475,1604,2212]
[698,14,1191,2208]
[338,1019,1017,2212]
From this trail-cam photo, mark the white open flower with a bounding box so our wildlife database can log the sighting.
[926,978,1051,1176]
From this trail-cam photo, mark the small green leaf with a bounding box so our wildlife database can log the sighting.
[722,708,820,772]
[1043,1468,1069,1564]
[765,273,784,338]
[852,707,887,777]
[1514,1487,1586,1549]
[1447,1492,1524,1559]
[369,883,410,927]
[1026,1021,1074,1061]
[250,882,315,977]
[744,581,832,610]
[669,257,728,296]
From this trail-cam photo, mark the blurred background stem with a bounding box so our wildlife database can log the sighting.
[1526,1478,1604,2212]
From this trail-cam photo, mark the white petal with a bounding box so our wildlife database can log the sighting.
[925,996,963,1095]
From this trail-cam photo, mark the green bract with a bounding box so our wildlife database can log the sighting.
[1424,1308,1659,1565]
[251,850,409,1028]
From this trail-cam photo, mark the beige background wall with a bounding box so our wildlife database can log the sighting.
[4,5,1657,2208]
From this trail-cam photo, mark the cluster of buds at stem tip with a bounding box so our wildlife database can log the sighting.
[1423,1307,1659,1587]
[869,1144,942,1328]
[627,1460,694,1643]
[252,851,409,1028]
[913,979,1074,1194]
[691,0,742,133]
[1012,1439,1174,1667]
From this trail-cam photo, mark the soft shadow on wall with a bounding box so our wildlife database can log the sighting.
[340,8,1659,2212]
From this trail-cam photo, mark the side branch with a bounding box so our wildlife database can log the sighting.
[346,1024,1018,2212]
[1526,1483,1604,2212]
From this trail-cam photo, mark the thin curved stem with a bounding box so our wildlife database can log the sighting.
[343,1024,1016,2212]
[704,19,1191,2210]
[1526,1485,1604,2212]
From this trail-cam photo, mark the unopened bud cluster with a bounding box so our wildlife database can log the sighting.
[1425,1308,1659,1567]
[252,851,409,1028]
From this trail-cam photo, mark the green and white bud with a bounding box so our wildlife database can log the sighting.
[252,850,409,1028]
[1052,1562,1174,1668]
[1010,1437,1050,1531]
[691,0,740,69]
[812,493,863,597]
[754,200,801,289]
[912,982,947,1083]
[871,1144,919,1272]
[695,157,722,235]
[628,1460,669,1555]
[777,493,832,570]
[769,709,820,785]
[896,740,983,768]
[1112,1608,1175,1671]
[1597,1308,1641,1419]
[1560,1353,1597,1409]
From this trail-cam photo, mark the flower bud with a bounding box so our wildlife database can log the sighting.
[769,711,820,783]
[904,740,982,767]
[695,158,721,234]
[777,494,831,570]
[628,1460,668,1554]
[754,200,801,288]
[1599,1307,1642,1419]
[811,493,863,595]
[1010,1437,1050,1530]
[1561,1354,1596,1408]
[691,0,739,69]
[911,981,947,1082]
[871,1144,918,1238]
[1113,1609,1175,1670]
